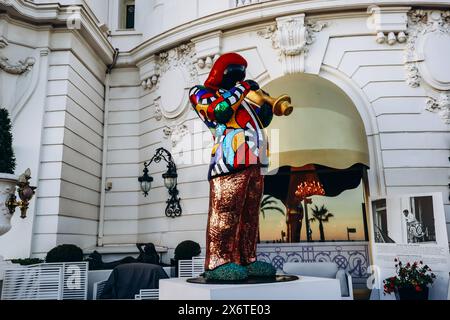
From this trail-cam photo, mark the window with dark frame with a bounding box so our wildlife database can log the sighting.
[125,4,135,29]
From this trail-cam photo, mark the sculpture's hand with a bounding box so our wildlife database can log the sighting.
[244,79,260,91]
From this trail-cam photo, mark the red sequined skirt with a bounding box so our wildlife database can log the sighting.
[205,165,264,270]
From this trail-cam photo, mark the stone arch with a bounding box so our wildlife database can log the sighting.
[255,66,385,197]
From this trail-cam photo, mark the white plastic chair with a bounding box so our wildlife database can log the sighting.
[447,272,450,300]
[178,257,205,278]
[92,280,107,300]
[283,262,353,300]
[135,289,159,300]
[178,260,194,278]
[192,256,205,277]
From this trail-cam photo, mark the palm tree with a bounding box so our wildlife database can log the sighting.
[260,195,285,219]
[309,205,334,242]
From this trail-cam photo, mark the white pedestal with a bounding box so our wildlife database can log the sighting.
[159,276,342,300]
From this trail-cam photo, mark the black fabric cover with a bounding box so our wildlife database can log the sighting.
[264,163,366,204]
[100,263,169,299]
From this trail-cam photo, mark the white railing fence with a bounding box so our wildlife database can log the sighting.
[257,241,370,286]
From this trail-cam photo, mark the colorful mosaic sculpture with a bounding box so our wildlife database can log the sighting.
[189,53,277,280]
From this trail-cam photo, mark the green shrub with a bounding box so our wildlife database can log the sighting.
[10,258,44,266]
[0,108,16,174]
[45,244,84,263]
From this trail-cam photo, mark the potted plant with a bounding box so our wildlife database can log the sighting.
[0,108,18,236]
[383,258,436,300]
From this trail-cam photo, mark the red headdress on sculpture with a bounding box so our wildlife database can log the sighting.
[204,53,248,91]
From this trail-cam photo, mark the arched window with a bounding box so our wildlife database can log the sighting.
[259,73,371,243]
[119,0,135,30]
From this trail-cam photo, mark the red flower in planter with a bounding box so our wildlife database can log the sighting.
[383,259,434,297]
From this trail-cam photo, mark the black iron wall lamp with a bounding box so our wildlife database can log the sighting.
[138,147,182,218]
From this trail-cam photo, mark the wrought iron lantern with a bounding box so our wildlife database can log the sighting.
[138,148,181,218]
[5,168,36,219]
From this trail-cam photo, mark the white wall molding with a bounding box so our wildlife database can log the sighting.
[0,17,9,48]
[426,93,450,124]
[0,0,114,65]
[116,0,450,67]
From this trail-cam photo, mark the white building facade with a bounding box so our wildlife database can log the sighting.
[1,1,449,290]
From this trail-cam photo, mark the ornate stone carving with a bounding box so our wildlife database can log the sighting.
[154,43,198,119]
[277,14,307,58]
[196,54,219,69]
[405,9,450,90]
[367,6,409,45]
[405,63,420,87]
[154,98,162,121]
[141,74,159,91]
[257,24,278,49]
[192,31,222,72]
[138,55,160,91]
[304,20,328,55]
[426,93,450,124]
[163,124,190,147]
[157,43,198,84]
[0,38,7,49]
[258,14,327,74]
[0,54,35,75]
